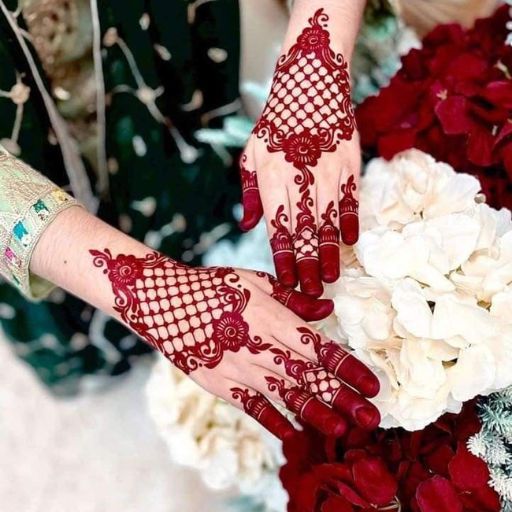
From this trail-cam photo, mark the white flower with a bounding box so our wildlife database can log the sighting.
[146,357,284,508]
[322,149,512,431]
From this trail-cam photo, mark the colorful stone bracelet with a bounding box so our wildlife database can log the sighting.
[0,147,81,300]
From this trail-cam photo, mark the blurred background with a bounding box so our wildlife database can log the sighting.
[0,0,503,511]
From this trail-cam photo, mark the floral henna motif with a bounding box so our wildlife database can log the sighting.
[269,205,296,286]
[230,387,295,440]
[293,189,321,295]
[253,8,355,190]
[266,376,347,437]
[90,249,270,374]
[339,174,359,245]
[319,200,340,282]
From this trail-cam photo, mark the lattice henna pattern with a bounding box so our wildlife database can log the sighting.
[293,189,318,263]
[271,347,343,406]
[253,8,355,191]
[90,249,270,374]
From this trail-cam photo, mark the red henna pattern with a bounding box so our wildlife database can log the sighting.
[90,249,271,374]
[298,326,380,398]
[239,154,263,231]
[269,205,296,286]
[339,174,359,245]
[271,347,343,406]
[253,8,354,191]
[293,189,318,263]
[230,387,295,439]
[266,376,347,437]
[239,154,258,195]
[319,200,340,282]
[293,189,322,295]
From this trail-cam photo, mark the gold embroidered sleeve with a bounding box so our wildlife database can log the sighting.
[0,146,82,300]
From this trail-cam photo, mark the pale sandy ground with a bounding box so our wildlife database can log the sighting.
[0,338,228,512]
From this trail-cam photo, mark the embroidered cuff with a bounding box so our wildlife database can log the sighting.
[0,147,82,301]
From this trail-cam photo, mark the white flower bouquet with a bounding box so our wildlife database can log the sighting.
[320,149,512,430]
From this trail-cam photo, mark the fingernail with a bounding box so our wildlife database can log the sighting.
[355,406,380,430]
[358,376,380,398]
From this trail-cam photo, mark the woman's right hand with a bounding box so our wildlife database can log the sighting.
[90,248,381,439]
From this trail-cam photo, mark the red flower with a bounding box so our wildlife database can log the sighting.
[213,311,249,351]
[356,5,512,211]
[108,254,143,287]
[280,401,500,512]
[283,132,323,168]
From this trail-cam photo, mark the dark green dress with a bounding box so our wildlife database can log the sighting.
[0,0,243,394]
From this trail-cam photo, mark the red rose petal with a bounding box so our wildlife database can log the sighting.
[448,443,490,491]
[467,124,496,167]
[416,476,463,512]
[424,444,454,476]
[483,81,512,109]
[321,495,354,512]
[435,96,471,135]
[352,457,398,506]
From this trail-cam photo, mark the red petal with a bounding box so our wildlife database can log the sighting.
[467,124,496,167]
[483,81,512,109]
[378,130,417,160]
[424,445,454,477]
[352,457,398,506]
[435,96,471,135]
[335,481,370,508]
[321,495,354,512]
[448,443,490,491]
[416,476,463,512]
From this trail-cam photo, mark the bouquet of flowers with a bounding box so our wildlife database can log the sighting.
[281,148,512,511]
[357,4,512,211]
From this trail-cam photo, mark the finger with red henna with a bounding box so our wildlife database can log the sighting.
[318,200,340,283]
[315,376,381,430]
[265,376,347,437]
[318,341,380,398]
[339,173,359,246]
[231,386,296,440]
[268,346,380,430]
[268,203,298,288]
[297,328,380,398]
[239,154,263,231]
[245,271,333,321]
[292,188,322,297]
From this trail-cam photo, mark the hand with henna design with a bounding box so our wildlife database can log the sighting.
[240,2,365,297]
[31,207,380,441]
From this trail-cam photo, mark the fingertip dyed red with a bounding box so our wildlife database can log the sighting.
[358,375,380,398]
[321,262,340,283]
[355,406,381,431]
[297,260,323,297]
[340,215,359,246]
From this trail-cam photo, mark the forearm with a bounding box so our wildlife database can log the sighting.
[31,206,149,321]
[286,0,365,60]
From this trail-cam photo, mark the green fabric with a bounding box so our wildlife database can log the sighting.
[0,0,243,394]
